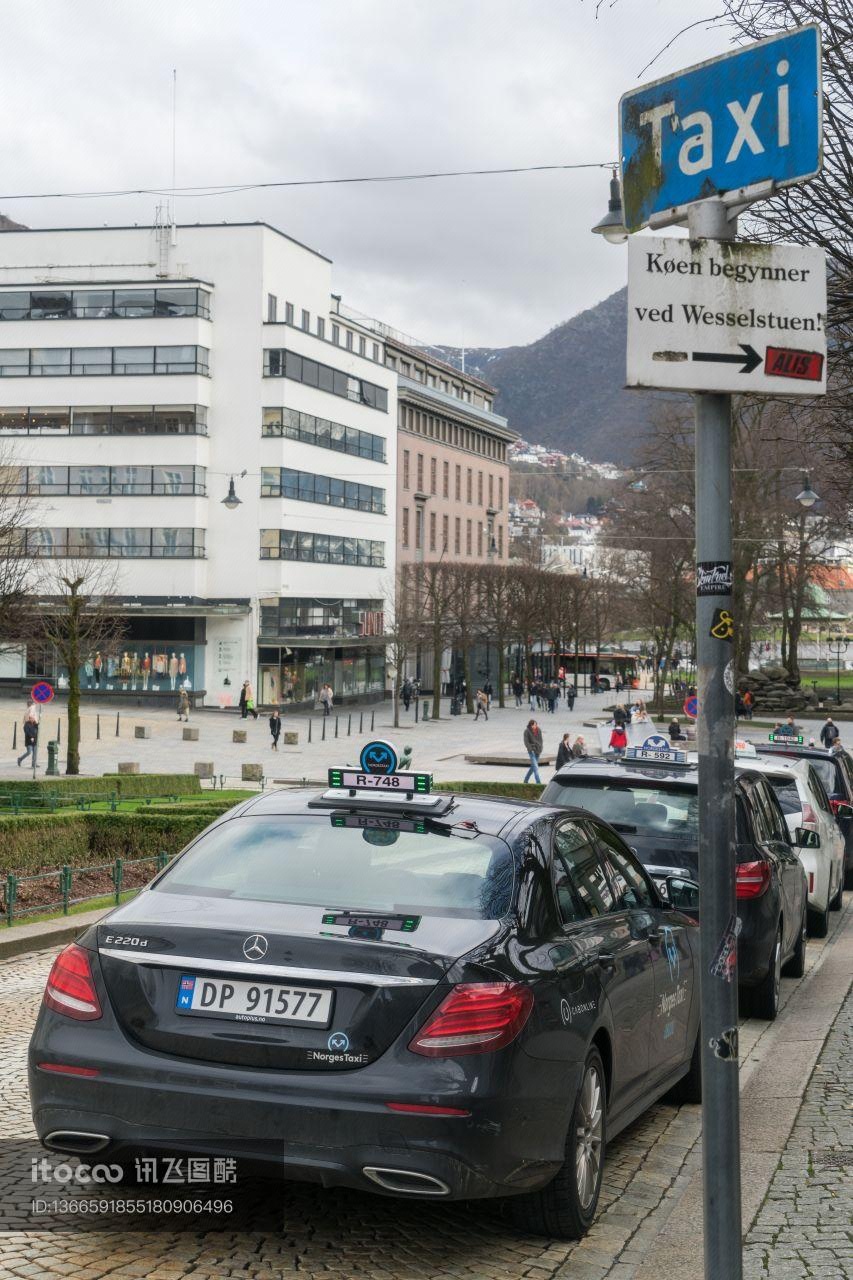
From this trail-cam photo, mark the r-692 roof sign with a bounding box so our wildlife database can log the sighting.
[620,24,822,232]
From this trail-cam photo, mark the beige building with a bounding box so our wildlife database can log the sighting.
[386,339,516,565]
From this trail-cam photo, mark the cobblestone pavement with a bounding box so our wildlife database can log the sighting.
[0,904,850,1279]
[743,986,853,1279]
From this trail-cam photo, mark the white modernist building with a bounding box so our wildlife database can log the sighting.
[0,221,397,708]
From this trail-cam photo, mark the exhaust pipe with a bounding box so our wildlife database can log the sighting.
[363,1166,450,1196]
[44,1131,111,1154]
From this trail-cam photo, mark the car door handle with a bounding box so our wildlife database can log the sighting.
[597,951,616,970]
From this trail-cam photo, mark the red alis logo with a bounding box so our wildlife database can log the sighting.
[764,347,824,381]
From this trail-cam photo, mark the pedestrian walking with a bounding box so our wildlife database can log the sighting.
[555,733,573,771]
[401,678,413,712]
[474,688,489,721]
[239,681,249,719]
[528,680,536,711]
[609,724,628,757]
[566,683,576,711]
[243,681,259,720]
[17,708,38,769]
[820,716,840,748]
[523,719,543,784]
[319,683,334,717]
[742,689,753,719]
[269,706,282,751]
[176,689,190,721]
[483,679,494,709]
[571,735,587,759]
[512,675,524,707]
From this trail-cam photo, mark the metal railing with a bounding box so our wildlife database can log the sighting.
[4,851,173,926]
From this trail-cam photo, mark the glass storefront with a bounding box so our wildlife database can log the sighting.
[27,617,206,695]
[258,646,385,706]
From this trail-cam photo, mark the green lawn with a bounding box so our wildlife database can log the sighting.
[0,789,252,820]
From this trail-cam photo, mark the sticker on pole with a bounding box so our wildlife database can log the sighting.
[626,237,827,396]
[30,681,54,704]
[697,562,734,597]
[683,695,698,720]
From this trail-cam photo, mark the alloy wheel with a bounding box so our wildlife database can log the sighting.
[575,1063,603,1210]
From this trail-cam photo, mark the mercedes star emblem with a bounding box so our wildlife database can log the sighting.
[242,934,269,960]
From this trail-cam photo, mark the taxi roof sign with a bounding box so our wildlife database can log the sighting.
[768,732,804,744]
[735,739,757,757]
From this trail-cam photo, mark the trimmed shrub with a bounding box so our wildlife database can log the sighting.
[0,774,202,806]
[435,781,544,801]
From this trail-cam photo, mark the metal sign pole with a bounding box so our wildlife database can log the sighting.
[690,197,742,1280]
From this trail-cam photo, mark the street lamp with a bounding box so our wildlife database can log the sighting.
[828,634,848,706]
[591,169,629,245]
[795,473,820,508]
[222,470,248,510]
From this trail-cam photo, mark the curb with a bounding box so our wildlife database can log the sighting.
[0,906,111,960]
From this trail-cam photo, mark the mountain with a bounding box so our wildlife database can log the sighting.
[446,288,676,463]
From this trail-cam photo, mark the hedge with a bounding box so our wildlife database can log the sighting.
[436,781,544,801]
[0,801,237,875]
[0,774,202,804]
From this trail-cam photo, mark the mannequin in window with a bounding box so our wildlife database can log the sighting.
[93,653,102,686]
[141,653,151,690]
[130,651,140,689]
[120,651,131,685]
[169,652,179,690]
[178,653,187,677]
[84,656,94,689]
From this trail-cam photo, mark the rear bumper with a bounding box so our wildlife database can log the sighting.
[28,1017,574,1201]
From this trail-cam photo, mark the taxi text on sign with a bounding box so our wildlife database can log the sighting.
[626,237,827,395]
[619,25,822,232]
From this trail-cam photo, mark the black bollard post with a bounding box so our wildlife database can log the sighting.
[359,712,363,734]
[347,714,352,737]
[308,718,312,743]
[12,722,16,751]
[334,716,339,739]
[57,718,61,744]
[415,699,419,724]
[371,710,375,732]
[115,712,120,737]
[96,714,101,740]
[322,717,326,742]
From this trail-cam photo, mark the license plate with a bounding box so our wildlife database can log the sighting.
[175,975,333,1026]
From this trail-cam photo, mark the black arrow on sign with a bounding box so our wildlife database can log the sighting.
[692,343,761,374]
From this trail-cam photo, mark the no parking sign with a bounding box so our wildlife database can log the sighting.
[683,695,698,720]
[30,681,54,704]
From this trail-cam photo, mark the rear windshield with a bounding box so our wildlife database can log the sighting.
[156,815,514,920]
[768,779,802,816]
[544,779,698,842]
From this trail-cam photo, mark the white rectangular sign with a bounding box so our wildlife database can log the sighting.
[626,237,827,394]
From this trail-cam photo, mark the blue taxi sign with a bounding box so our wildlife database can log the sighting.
[359,740,398,775]
[620,25,822,232]
[624,735,688,765]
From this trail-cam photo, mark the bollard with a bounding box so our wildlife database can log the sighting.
[415,699,419,724]
[334,716,339,739]
[11,722,16,751]
[96,713,101,740]
[57,718,61,744]
[113,857,124,905]
[371,710,375,731]
[423,700,430,720]
[61,865,72,915]
[219,773,225,791]
[115,711,120,737]
[347,713,352,737]
[308,718,312,744]
[46,741,59,777]
[322,717,326,741]
[359,712,363,734]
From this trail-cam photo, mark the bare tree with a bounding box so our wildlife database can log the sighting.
[0,446,35,650]
[35,560,125,774]
[384,565,421,729]
[480,564,515,706]
[417,560,458,720]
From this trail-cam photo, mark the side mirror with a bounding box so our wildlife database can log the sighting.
[830,799,853,821]
[794,828,820,849]
[666,876,700,914]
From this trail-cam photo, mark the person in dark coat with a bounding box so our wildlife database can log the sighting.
[401,678,413,712]
[555,733,573,771]
[269,706,282,751]
[669,717,684,741]
[613,704,629,729]
[17,713,38,768]
[566,683,576,711]
[512,675,524,707]
[523,720,543,784]
[820,717,840,748]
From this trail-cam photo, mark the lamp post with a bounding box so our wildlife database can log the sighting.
[828,634,848,706]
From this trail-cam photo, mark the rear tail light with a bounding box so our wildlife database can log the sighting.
[736,861,772,899]
[808,872,815,894]
[802,803,819,830]
[43,944,102,1021]
[409,982,533,1057]
[37,1063,100,1078]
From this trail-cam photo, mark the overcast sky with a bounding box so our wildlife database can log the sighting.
[1,0,726,348]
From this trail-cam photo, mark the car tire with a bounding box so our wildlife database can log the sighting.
[749,922,782,1020]
[829,876,843,911]
[782,905,807,978]
[846,861,853,892]
[508,1046,606,1240]
[667,1027,702,1104]
[807,904,829,938]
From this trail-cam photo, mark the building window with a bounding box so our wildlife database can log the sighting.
[466,468,472,503]
[267,294,277,322]
[372,342,380,361]
[429,511,436,552]
[414,507,423,552]
[261,406,385,461]
[259,596,383,640]
[301,309,310,331]
[402,449,410,489]
[488,474,494,508]
[317,317,325,340]
[21,463,206,496]
[498,476,504,508]
[24,527,205,558]
[0,286,210,321]
[359,336,366,356]
[0,346,209,377]
[455,464,461,501]
[402,507,410,548]
[285,302,294,324]
[416,453,424,492]
[260,466,385,514]
[332,323,340,345]
[263,349,388,411]
[442,513,449,551]
[454,517,461,555]
[498,525,504,558]
[346,330,354,351]
[477,522,483,557]
[477,471,483,506]
[430,457,437,495]
[442,460,449,498]
[466,520,472,556]
[260,530,384,567]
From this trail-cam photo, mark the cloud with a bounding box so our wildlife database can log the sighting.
[0,0,724,346]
